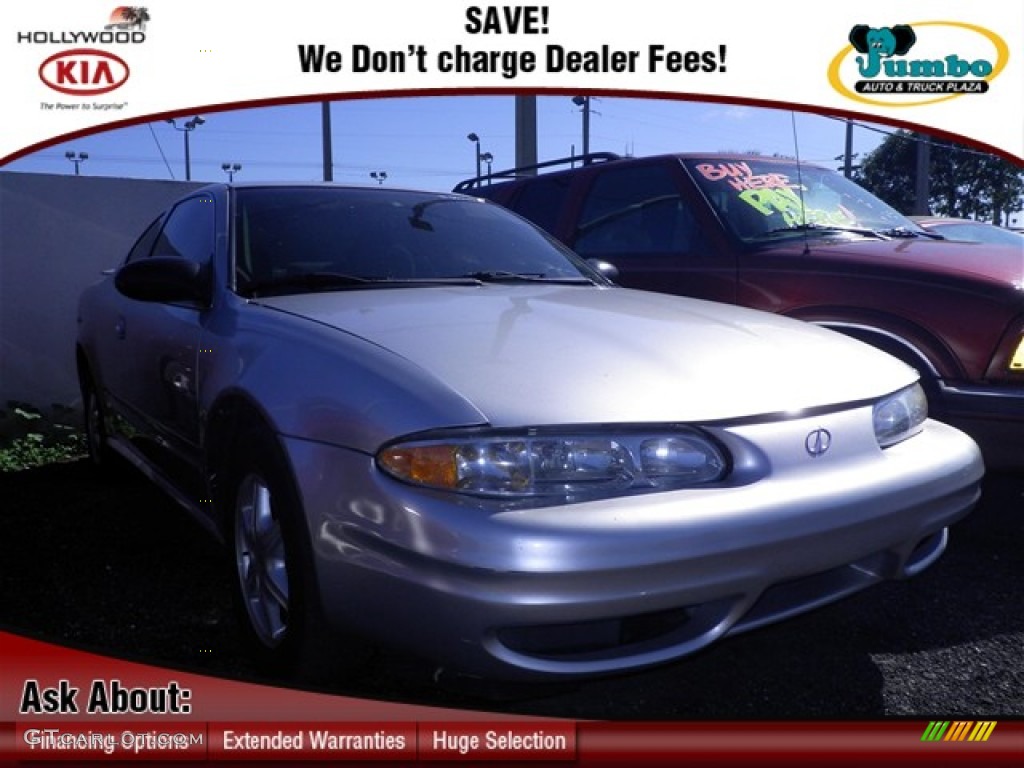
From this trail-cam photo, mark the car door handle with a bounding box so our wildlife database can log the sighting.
[115,316,126,340]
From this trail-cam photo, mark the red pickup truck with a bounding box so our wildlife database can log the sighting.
[460,152,1024,469]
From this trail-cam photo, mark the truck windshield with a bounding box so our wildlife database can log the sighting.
[682,157,926,243]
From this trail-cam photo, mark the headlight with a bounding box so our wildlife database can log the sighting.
[377,428,728,502]
[873,383,928,448]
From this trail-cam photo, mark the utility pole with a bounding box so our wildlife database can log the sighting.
[322,101,333,181]
[914,135,931,215]
[843,119,853,178]
[514,95,537,174]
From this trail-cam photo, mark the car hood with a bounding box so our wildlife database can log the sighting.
[257,285,915,426]
[771,237,1024,289]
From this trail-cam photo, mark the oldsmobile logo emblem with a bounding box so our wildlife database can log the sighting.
[805,428,832,458]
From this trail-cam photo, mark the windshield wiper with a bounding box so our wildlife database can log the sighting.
[877,226,943,240]
[247,271,372,296]
[754,223,891,240]
[461,270,593,284]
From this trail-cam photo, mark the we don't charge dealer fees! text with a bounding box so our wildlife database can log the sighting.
[298,4,725,78]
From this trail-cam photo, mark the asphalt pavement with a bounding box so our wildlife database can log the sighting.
[1,460,1021,718]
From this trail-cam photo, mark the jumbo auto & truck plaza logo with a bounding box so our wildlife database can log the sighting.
[19,7,149,97]
[828,20,1008,106]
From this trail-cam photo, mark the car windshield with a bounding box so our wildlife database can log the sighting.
[682,157,926,244]
[233,187,595,297]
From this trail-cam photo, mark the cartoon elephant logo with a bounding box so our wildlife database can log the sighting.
[849,25,917,77]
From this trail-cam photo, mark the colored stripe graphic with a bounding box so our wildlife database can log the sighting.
[922,721,998,742]
[946,721,973,741]
[969,722,998,742]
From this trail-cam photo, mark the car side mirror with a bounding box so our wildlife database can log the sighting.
[587,258,620,282]
[115,257,210,305]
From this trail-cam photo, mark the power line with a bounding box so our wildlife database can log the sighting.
[148,122,175,179]
[823,116,1012,161]
[10,149,466,178]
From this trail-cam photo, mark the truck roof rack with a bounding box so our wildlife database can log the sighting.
[453,152,621,192]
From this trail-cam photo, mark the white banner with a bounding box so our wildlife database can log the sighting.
[2,0,1021,165]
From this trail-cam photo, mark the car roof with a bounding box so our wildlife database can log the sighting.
[189,182,480,205]
[196,181,470,194]
[454,151,822,193]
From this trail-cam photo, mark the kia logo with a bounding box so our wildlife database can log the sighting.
[39,48,129,96]
[805,428,832,458]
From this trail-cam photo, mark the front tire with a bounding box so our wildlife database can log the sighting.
[234,470,291,651]
[227,429,310,672]
[225,426,372,681]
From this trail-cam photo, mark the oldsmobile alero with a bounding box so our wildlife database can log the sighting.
[75,184,984,681]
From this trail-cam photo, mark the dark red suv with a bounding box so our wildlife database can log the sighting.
[460,153,1024,469]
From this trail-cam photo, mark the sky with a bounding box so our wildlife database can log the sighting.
[0,95,893,192]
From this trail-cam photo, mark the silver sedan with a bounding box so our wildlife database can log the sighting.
[76,184,984,681]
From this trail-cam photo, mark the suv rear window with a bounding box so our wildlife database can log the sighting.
[508,176,571,235]
[574,163,700,257]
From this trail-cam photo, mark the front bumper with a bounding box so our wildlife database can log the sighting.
[939,381,1024,470]
[283,413,983,681]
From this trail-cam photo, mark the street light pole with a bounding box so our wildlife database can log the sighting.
[221,162,242,182]
[184,130,192,181]
[480,152,493,184]
[370,171,388,185]
[467,132,482,182]
[64,151,88,175]
[572,96,590,158]
[166,116,205,181]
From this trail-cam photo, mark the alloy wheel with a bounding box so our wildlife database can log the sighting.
[234,473,290,648]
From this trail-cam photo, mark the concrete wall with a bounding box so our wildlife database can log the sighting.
[0,172,203,412]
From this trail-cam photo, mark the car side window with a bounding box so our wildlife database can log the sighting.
[124,215,165,263]
[574,164,702,258]
[151,195,216,265]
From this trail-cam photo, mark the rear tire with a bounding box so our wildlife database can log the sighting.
[81,375,127,478]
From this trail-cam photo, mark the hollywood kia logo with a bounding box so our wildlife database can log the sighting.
[828,21,1008,106]
[23,7,148,96]
[38,49,130,96]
